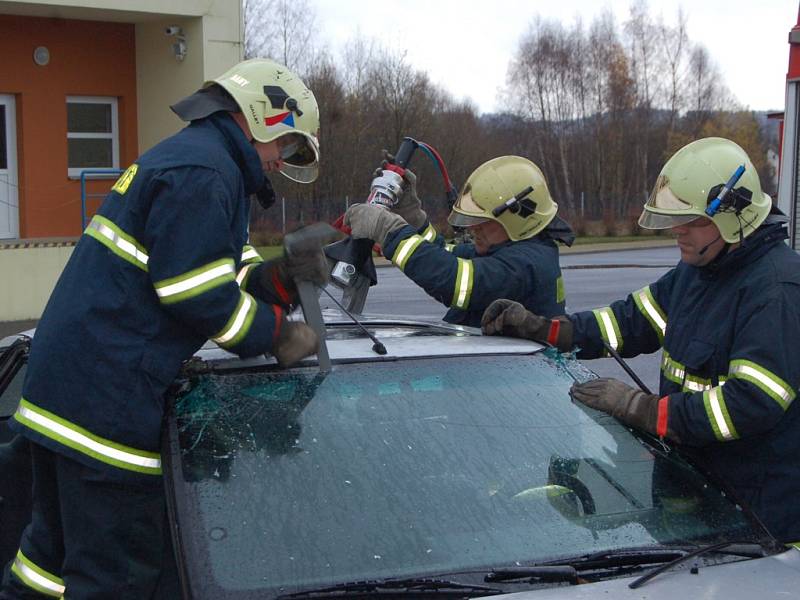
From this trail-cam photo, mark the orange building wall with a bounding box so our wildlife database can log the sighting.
[0,15,138,238]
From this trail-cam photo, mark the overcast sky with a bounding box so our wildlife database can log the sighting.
[313,0,798,114]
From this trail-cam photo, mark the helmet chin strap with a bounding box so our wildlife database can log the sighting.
[698,233,722,257]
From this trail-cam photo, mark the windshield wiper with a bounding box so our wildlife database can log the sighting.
[277,577,503,598]
[541,546,687,571]
[628,540,769,589]
[485,565,578,584]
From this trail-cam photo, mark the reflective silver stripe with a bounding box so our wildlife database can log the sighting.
[729,359,795,409]
[633,286,666,340]
[704,387,738,441]
[15,401,161,473]
[241,246,262,263]
[421,223,436,242]
[236,263,257,287]
[393,235,424,270]
[12,551,64,598]
[154,260,235,303]
[453,258,474,309]
[661,352,727,392]
[86,215,149,270]
[213,293,254,345]
[593,307,621,351]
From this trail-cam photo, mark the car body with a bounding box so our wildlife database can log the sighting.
[2,313,800,599]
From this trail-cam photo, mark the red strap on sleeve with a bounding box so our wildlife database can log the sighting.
[271,267,292,305]
[272,304,284,344]
[657,396,669,438]
[546,319,561,346]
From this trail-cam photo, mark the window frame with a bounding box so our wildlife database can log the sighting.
[66,95,120,178]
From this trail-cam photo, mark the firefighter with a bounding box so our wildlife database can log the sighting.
[344,156,574,327]
[482,137,800,543]
[1,59,336,598]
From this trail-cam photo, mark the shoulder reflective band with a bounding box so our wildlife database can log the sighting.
[241,245,263,264]
[85,215,149,271]
[421,223,437,242]
[729,359,795,410]
[236,263,257,288]
[703,386,739,441]
[452,258,474,309]
[392,234,424,271]
[445,243,455,252]
[14,399,162,475]
[661,351,728,392]
[154,258,235,304]
[633,286,666,342]
[592,307,622,353]
[12,550,65,598]
[212,292,256,348]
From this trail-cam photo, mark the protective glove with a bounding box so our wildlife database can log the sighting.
[375,152,428,229]
[255,223,339,307]
[569,378,672,439]
[344,203,408,246]
[481,299,573,352]
[272,320,319,367]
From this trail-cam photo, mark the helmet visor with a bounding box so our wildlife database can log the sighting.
[278,133,320,184]
[448,187,489,227]
[639,175,703,230]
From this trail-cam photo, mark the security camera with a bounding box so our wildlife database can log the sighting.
[165,25,183,37]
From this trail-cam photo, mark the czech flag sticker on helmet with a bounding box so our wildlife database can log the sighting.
[265,111,295,128]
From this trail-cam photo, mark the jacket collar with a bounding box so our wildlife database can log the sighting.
[700,221,788,279]
[201,112,265,196]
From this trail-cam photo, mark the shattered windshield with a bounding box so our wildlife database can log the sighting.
[170,354,758,599]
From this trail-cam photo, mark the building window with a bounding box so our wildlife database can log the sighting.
[66,96,119,177]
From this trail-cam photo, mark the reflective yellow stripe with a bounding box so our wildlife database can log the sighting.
[633,286,666,342]
[444,243,455,252]
[85,215,149,271]
[556,276,565,304]
[12,550,65,598]
[703,386,739,441]
[236,263,257,288]
[452,258,474,309]
[729,359,795,410]
[592,307,622,353]
[111,163,138,195]
[154,259,235,304]
[421,223,436,242]
[240,245,263,264]
[393,235,424,271]
[13,399,161,475]
[212,292,256,347]
[661,352,728,392]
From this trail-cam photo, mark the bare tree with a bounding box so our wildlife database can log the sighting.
[244,0,317,74]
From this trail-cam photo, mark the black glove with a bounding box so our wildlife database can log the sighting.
[570,378,678,441]
[481,299,573,352]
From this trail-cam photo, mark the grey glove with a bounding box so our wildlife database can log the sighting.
[344,203,408,245]
[570,378,661,434]
[284,222,341,286]
[375,153,428,229]
[272,320,319,367]
[481,299,573,352]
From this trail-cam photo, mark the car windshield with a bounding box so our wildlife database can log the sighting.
[170,353,761,599]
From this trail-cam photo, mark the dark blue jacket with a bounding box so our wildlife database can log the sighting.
[382,220,569,327]
[12,114,282,482]
[570,221,800,541]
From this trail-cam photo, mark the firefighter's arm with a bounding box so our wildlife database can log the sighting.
[666,294,800,446]
[382,226,532,312]
[144,169,282,358]
[568,269,675,360]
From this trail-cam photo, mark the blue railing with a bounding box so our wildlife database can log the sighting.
[80,169,123,230]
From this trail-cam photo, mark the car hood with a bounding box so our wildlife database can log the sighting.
[493,547,800,599]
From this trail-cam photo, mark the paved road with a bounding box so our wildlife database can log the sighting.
[320,246,680,393]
